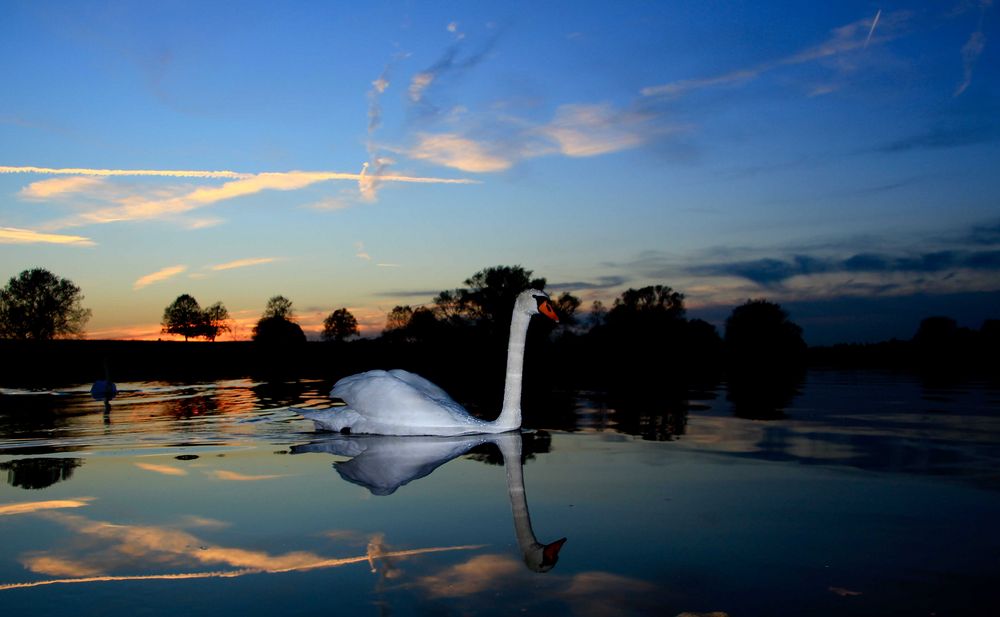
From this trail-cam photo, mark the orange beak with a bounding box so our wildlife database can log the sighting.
[538,300,559,322]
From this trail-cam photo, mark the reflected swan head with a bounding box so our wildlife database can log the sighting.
[525,537,567,573]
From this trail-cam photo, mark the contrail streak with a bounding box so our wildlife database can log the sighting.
[864,9,881,48]
[0,166,252,179]
[0,165,479,185]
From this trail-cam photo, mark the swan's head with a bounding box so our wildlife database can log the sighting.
[518,289,559,323]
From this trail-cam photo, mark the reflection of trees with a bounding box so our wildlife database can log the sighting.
[726,369,803,420]
[605,385,691,441]
[1,457,83,489]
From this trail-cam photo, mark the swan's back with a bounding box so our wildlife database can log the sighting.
[327,369,489,435]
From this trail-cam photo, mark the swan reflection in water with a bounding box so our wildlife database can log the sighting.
[291,431,566,573]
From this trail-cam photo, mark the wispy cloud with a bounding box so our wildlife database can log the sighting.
[401,101,670,174]
[208,257,278,271]
[539,104,652,157]
[19,176,105,199]
[13,168,478,229]
[641,11,909,98]
[406,133,514,172]
[133,265,187,290]
[0,227,95,246]
[407,32,498,108]
[547,276,628,292]
[953,0,993,96]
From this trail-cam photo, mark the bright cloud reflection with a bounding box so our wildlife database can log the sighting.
[0,498,94,516]
[0,509,485,591]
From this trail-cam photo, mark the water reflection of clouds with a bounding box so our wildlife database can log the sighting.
[2,508,485,591]
[0,497,93,516]
[134,462,188,476]
[414,553,661,616]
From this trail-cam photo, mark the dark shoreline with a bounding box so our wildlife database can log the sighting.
[1,337,996,390]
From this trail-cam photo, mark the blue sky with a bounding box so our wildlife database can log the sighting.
[1,0,997,344]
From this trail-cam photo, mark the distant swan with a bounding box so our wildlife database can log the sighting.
[299,289,558,436]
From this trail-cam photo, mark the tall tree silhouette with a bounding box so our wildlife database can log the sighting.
[0,268,91,339]
[253,296,305,345]
[434,265,547,334]
[724,299,806,365]
[162,294,206,341]
[724,299,805,419]
[323,308,359,342]
[591,285,691,384]
[202,302,232,341]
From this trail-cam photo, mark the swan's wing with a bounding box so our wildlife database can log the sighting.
[297,406,363,433]
[328,370,475,434]
[385,369,457,405]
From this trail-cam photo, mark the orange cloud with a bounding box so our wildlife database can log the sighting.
[0,226,95,246]
[133,265,187,290]
[29,169,478,228]
[19,176,105,199]
[208,257,278,271]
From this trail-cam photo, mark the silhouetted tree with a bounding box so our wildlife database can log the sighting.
[161,295,231,341]
[607,285,685,324]
[912,315,979,370]
[323,308,360,342]
[262,295,294,320]
[385,305,414,332]
[684,318,724,368]
[589,285,690,385]
[982,319,1000,359]
[252,316,306,344]
[162,294,207,341]
[553,292,581,326]
[0,268,91,339]
[723,299,805,418]
[405,307,445,343]
[202,302,232,341]
[588,300,608,329]
[724,299,806,366]
[253,296,305,346]
[434,265,547,334]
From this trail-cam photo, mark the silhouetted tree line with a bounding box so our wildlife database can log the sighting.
[1,266,996,390]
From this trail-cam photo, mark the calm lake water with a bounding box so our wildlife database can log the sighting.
[1,371,999,616]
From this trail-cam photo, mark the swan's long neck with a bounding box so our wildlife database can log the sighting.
[494,309,532,430]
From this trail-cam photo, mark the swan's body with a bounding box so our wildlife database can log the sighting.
[299,289,558,436]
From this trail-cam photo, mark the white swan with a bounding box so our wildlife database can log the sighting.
[299,289,558,436]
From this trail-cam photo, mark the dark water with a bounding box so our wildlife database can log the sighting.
[1,371,999,616]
